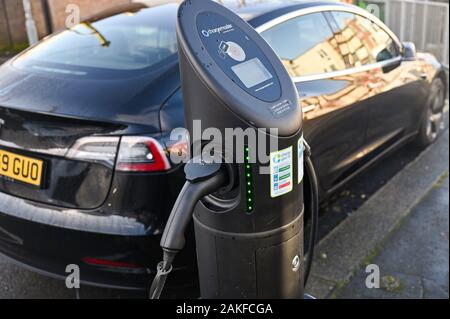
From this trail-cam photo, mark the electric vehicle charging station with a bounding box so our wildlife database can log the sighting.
[150,0,319,299]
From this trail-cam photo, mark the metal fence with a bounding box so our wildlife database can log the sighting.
[367,0,449,66]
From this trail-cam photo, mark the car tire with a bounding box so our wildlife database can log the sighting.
[415,78,446,148]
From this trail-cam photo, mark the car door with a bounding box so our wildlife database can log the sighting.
[330,11,428,153]
[261,12,371,194]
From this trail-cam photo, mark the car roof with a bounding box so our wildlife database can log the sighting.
[90,0,350,25]
[218,0,315,19]
[136,0,310,15]
[222,0,342,20]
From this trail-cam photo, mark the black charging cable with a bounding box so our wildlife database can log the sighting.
[148,251,175,299]
[303,141,319,287]
[149,159,228,299]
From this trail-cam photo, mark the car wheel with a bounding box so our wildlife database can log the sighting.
[415,78,446,147]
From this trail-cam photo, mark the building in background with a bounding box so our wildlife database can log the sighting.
[0,0,131,53]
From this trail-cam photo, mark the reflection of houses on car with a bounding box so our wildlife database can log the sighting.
[335,14,394,68]
[270,13,397,79]
[279,37,346,77]
[261,10,402,120]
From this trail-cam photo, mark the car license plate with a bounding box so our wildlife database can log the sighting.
[0,149,44,187]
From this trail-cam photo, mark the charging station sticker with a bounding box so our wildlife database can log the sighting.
[270,147,293,198]
[298,135,304,184]
[269,100,292,118]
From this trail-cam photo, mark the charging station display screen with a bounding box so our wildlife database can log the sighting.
[231,58,273,88]
[196,11,281,102]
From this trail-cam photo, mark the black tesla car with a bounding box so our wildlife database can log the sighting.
[0,0,447,293]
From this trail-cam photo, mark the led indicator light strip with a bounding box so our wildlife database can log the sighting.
[245,147,254,214]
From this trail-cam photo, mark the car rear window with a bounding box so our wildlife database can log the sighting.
[14,4,178,73]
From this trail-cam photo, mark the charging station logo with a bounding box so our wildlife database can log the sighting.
[201,24,234,37]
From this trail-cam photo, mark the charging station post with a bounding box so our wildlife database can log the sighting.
[150,0,319,299]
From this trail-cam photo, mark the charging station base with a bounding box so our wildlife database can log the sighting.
[194,208,304,299]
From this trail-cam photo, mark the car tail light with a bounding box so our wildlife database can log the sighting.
[66,136,120,167]
[116,136,171,172]
[82,257,141,269]
[82,257,147,274]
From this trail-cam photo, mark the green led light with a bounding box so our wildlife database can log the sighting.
[244,146,253,214]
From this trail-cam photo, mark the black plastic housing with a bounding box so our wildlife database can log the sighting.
[177,0,304,298]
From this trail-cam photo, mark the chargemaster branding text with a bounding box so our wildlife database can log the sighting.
[202,24,233,37]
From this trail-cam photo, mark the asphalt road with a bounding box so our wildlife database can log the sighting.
[0,106,448,299]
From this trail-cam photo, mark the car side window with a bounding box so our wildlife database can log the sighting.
[331,11,400,67]
[261,13,347,78]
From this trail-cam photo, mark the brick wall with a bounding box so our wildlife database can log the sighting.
[31,0,52,38]
[0,0,27,49]
[0,0,11,48]
[47,0,131,31]
[0,0,131,50]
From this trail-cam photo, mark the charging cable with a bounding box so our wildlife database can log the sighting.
[303,140,319,287]
[149,159,228,299]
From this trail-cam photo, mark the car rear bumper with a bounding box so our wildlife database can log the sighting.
[0,211,152,290]
[0,191,198,293]
[0,190,148,236]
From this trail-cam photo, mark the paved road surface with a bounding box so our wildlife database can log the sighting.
[338,175,449,299]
